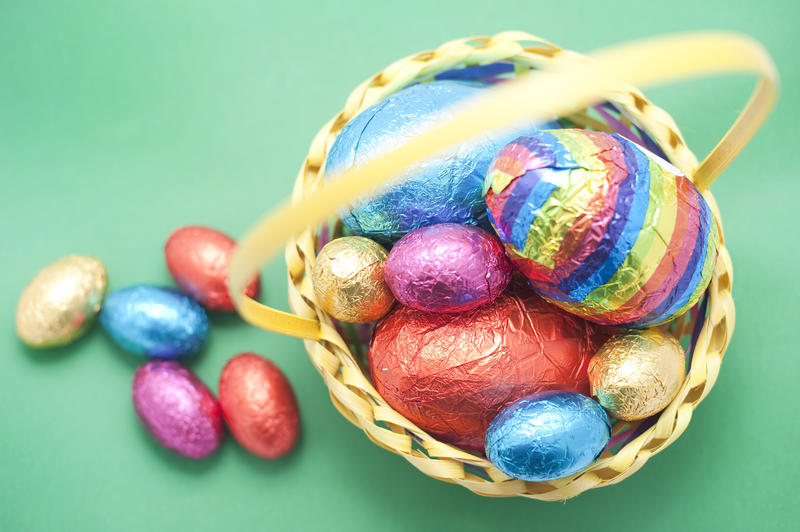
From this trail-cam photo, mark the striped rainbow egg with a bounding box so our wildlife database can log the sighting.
[484,129,719,327]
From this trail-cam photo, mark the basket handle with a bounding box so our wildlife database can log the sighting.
[229,31,777,340]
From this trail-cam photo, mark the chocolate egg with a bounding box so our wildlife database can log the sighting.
[165,225,260,312]
[100,285,209,359]
[132,361,223,459]
[485,129,719,327]
[16,255,106,348]
[311,236,395,323]
[384,223,512,313]
[368,282,605,451]
[485,391,611,482]
[325,80,558,244]
[219,353,300,459]
[588,328,686,420]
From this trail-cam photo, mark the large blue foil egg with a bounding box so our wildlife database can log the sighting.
[485,391,611,482]
[100,285,209,359]
[325,79,558,245]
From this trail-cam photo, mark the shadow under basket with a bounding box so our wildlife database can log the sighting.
[276,32,749,500]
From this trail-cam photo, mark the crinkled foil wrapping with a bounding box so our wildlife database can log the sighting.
[165,226,261,312]
[384,223,511,313]
[325,80,559,245]
[311,236,395,323]
[588,328,686,421]
[219,353,300,459]
[368,281,605,451]
[100,285,209,358]
[132,361,223,459]
[16,255,106,347]
[485,391,611,481]
[485,129,719,327]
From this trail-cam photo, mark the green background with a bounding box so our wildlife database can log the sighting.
[2,1,798,530]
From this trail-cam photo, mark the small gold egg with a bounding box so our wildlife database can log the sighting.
[311,237,394,323]
[16,255,107,348]
[588,328,686,421]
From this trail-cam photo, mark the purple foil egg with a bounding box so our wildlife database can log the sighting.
[384,223,512,313]
[132,361,223,459]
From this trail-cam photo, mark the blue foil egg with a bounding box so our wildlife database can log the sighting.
[325,79,559,245]
[485,391,611,482]
[100,285,209,359]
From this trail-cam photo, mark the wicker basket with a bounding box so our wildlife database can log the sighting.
[228,31,777,500]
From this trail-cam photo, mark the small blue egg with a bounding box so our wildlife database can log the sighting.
[485,391,611,482]
[100,285,208,359]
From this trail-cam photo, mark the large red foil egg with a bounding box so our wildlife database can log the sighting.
[165,226,260,312]
[368,282,605,451]
[218,353,300,459]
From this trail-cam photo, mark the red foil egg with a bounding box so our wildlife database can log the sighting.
[165,226,260,312]
[368,281,606,451]
[218,353,300,459]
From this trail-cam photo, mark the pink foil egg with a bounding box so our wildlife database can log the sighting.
[384,223,512,313]
[165,226,260,312]
[132,361,223,459]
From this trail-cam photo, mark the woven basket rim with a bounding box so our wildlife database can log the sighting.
[283,32,736,500]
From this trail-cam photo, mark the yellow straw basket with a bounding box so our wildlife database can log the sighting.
[228,31,777,500]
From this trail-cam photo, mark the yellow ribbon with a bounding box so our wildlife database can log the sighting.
[228,31,778,340]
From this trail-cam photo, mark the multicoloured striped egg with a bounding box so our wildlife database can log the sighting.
[485,129,719,327]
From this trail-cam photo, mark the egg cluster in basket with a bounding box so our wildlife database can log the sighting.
[310,71,719,483]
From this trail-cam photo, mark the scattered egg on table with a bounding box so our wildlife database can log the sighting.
[368,281,605,451]
[485,391,611,482]
[588,328,686,420]
[485,129,719,327]
[325,79,559,245]
[16,255,107,348]
[132,360,223,459]
[165,225,260,312]
[384,223,512,313]
[100,284,208,359]
[311,236,395,323]
[218,353,300,459]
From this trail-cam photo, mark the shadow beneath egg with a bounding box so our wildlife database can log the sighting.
[20,326,96,364]
[226,427,305,474]
[131,416,224,474]
[207,310,245,328]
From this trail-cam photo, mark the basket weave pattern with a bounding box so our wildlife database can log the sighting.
[283,32,735,500]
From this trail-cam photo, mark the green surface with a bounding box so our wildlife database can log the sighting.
[1,1,798,530]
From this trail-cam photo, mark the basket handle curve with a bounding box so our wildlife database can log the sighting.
[230,31,777,340]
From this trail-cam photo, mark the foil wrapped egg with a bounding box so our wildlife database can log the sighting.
[165,225,261,312]
[100,285,209,359]
[132,361,223,459]
[368,281,605,451]
[311,236,395,323]
[16,255,107,348]
[325,79,558,245]
[384,223,512,313]
[485,129,719,327]
[485,391,611,482]
[219,353,300,459]
[588,328,686,420]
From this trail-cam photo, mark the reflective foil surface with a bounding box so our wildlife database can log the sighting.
[485,129,719,327]
[218,353,300,459]
[588,328,686,421]
[384,223,512,313]
[368,282,604,451]
[132,361,223,459]
[485,391,611,482]
[16,255,106,348]
[325,80,558,245]
[100,285,209,358]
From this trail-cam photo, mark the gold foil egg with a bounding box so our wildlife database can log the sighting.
[16,255,107,348]
[588,328,686,421]
[311,236,394,323]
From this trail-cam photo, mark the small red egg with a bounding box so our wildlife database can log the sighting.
[165,226,260,312]
[219,353,300,459]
